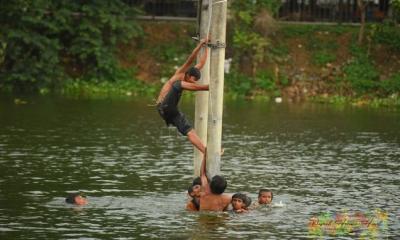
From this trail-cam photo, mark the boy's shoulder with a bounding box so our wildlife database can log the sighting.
[200,193,231,211]
[222,193,232,202]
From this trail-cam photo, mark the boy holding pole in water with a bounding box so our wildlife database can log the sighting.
[199,151,231,211]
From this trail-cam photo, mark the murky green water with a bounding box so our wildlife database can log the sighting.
[0,96,399,239]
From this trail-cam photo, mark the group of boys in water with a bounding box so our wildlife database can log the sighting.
[66,38,274,212]
[185,153,274,213]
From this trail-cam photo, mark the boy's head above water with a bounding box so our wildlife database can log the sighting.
[231,193,251,211]
[65,193,87,205]
[210,175,227,194]
[258,189,273,204]
[188,184,201,198]
[188,176,202,198]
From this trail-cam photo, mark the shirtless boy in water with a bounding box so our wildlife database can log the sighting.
[156,39,209,154]
[186,182,201,211]
[199,152,231,211]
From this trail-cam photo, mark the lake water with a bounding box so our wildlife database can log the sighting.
[0,96,399,239]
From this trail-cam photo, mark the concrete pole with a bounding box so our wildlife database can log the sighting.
[206,0,227,178]
[193,0,210,176]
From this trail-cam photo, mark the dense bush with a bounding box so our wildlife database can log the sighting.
[254,70,276,91]
[225,71,252,96]
[373,21,400,51]
[343,44,380,94]
[0,0,142,93]
[230,0,282,75]
[381,72,400,95]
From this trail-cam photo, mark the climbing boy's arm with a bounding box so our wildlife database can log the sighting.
[181,81,209,91]
[194,45,208,70]
[175,39,207,74]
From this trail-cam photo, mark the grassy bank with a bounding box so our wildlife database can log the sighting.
[44,22,400,107]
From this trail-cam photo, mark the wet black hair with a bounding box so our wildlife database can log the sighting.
[187,185,195,195]
[232,193,252,207]
[65,193,79,204]
[210,175,227,194]
[192,177,201,186]
[185,67,201,81]
[258,189,273,200]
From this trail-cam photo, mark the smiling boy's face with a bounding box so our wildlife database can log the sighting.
[258,192,272,204]
[231,198,245,210]
[190,184,201,198]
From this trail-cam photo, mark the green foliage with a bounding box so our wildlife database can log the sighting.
[253,0,282,17]
[393,0,400,22]
[279,73,290,86]
[312,51,336,66]
[0,0,142,93]
[343,45,380,94]
[394,0,400,10]
[0,36,6,67]
[381,72,400,95]
[307,35,338,51]
[312,95,349,105]
[373,22,400,51]
[225,71,252,96]
[281,24,353,38]
[225,69,278,97]
[62,77,157,98]
[301,28,339,66]
[230,0,282,75]
[270,43,289,58]
[254,70,276,91]
[233,30,268,66]
[231,0,282,17]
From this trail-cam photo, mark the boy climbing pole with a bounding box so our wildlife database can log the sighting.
[156,38,209,154]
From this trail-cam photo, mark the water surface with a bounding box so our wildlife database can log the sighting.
[0,96,399,239]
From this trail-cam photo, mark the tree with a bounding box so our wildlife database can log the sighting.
[393,0,400,23]
[230,0,281,75]
[0,0,142,93]
[357,0,368,44]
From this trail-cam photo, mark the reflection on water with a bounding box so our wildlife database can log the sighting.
[0,96,399,239]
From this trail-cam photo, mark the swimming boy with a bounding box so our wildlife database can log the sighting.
[65,193,87,205]
[249,189,273,209]
[186,183,201,211]
[199,152,231,211]
[156,38,209,154]
[186,177,202,211]
[231,193,252,213]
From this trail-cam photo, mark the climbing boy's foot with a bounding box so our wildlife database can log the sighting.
[221,148,224,156]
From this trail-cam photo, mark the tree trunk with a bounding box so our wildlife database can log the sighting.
[357,0,366,44]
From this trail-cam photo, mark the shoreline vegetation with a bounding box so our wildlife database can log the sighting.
[1,2,399,107]
[54,21,400,108]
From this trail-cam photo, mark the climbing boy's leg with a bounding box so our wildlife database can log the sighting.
[187,130,206,154]
[171,111,206,154]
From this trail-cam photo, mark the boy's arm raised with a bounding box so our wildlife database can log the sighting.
[194,45,208,70]
[176,39,206,74]
[200,152,211,194]
[181,81,209,91]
